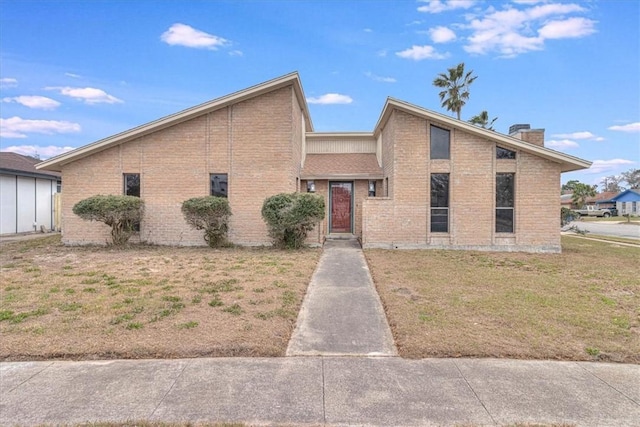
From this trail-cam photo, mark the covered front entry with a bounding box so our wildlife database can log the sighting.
[330,182,353,233]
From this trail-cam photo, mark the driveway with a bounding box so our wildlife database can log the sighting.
[568,221,640,240]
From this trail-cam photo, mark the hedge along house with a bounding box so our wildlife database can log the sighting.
[37,72,591,252]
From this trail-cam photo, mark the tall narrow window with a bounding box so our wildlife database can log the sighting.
[496,146,516,159]
[210,174,228,198]
[124,173,140,197]
[430,125,450,160]
[123,173,141,232]
[496,173,515,233]
[430,174,449,233]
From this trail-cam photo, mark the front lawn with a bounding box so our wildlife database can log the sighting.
[0,235,320,361]
[366,236,639,363]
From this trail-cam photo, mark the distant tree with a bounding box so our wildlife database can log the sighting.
[561,180,580,194]
[433,62,477,120]
[599,175,623,193]
[621,168,640,189]
[469,110,498,130]
[571,183,597,208]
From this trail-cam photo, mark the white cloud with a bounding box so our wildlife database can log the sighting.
[65,72,82,78]
[429,26,457,43]
[306,93,353,105]
[364,72,397,83]
[546,139,579,149]
[462,3,596,57]
[551,131,604,141]
[377,49,388,57]
[418,0,475,14]
[47,86,122,104]
[2,145,74,159]
[364,28,373,33]
[396,45,449,60]
[161,23,229,50]
[0,77,18,88]
[608,122,640,133]
[228,50,243,57]
[2,96,61,110]
[586,159,635,174]
[538,17,596,39]
[0,116,81,138]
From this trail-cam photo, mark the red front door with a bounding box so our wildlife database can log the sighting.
[330,182,352,233]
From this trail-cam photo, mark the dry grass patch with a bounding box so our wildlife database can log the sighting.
[366,236,639,363]
[1,235,320,361]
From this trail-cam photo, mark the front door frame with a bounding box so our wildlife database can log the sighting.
[329,181,354,234]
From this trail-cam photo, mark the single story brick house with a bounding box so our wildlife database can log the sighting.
[37,72,591,252]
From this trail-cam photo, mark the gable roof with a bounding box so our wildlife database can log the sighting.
[374,98,592,173]
[37,72,312,172]
[611,189,640,202]
[0,152,61,179]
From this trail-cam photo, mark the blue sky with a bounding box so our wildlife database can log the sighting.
[1,0,638,187]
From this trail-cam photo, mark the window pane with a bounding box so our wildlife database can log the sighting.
[124,174,140,197]
[496,146,516,159]
[210,174,228,198]
[430,174,449,208]
[430,125,450,159]
[431,208,449,233]
[496,208,514,233]
[496,173,514,207]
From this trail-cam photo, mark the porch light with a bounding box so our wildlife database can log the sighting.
[307,180,316,193]
[368,180,376,197]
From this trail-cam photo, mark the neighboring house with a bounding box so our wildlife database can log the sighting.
[560,193,574,209]
[37,72,591,252]
[585,191,618,210]
[611,189,640,216]
[1,152,61,234]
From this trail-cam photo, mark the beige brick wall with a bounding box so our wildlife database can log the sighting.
[363,109,562,252]
[61,85,299,246]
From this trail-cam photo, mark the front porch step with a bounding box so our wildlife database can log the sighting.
[326,233,357,240]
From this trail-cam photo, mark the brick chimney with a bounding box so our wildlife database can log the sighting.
[509,124,545,147]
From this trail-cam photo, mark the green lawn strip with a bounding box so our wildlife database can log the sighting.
[564,233,640,246]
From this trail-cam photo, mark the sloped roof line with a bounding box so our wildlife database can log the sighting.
[374,97,592,173]
[37,72,311,171]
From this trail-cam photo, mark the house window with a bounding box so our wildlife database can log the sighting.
[496,173,515,233]
[124,173,140,197]
[210,174,228,197]
[430,174,449,233]
[496,146,516,159]
[430,125,450,160]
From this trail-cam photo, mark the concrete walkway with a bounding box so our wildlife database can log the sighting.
[287,238,396,356]
[2,357,639,426]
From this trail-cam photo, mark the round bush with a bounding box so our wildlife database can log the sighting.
[181,196,232,247]
[72,195,144,245]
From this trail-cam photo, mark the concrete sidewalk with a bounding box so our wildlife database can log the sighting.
[1,357,638,426]
[286,238,396,356]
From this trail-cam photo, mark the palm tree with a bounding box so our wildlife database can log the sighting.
[469,110,498,130]
[433,63,477,120]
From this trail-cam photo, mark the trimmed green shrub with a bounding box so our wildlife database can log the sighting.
[261,192,325,249]
[181,196,232,247]
[72,195,144,245]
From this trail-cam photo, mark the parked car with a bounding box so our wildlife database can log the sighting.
[574,206,615,217]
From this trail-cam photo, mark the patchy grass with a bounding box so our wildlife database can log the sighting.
[366,236,640,363]
[564,234,640,246]
[0,235,320,361]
